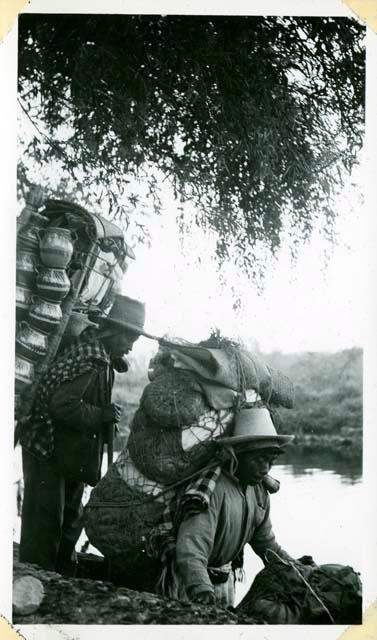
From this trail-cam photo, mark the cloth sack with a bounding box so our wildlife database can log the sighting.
[237,557,362,625]
[152,342,294,408]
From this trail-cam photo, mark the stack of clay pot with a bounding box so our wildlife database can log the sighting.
[15,219,76,409]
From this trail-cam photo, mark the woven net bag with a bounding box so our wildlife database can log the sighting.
[84,450,167,566]
[265,367,294,409]
[231,347,271,391]
[128,406,234,484]
[140,368,210,427]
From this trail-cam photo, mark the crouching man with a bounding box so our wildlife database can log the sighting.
[165,407,295,607]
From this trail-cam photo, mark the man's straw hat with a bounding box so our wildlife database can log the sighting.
[217,406,294,449]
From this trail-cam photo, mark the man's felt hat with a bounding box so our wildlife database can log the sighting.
[100,294,156,339]
[216,406,294,450]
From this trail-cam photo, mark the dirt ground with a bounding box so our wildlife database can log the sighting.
[12,545,260,625]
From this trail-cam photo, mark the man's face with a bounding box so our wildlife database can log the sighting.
[105,329,140,356]
[234,448,280,487]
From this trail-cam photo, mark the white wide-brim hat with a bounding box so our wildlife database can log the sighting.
[216,406,294,448]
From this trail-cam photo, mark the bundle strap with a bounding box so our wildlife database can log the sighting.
[87,457,222,509]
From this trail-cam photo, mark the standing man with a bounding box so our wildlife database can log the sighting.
[19,295,153,575]
[162,407,295,607]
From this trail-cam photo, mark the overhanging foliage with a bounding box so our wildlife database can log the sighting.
[18,14,365,276]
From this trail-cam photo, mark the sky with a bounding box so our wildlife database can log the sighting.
[122,168,366,354]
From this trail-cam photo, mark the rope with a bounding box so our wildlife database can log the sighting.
[227,343,247,401]
[87,457,223,509]
[88,444,278,512]
[265,549,335,624]
[227,342,269,408]
[172,391,181,430]
[87,443,241,510]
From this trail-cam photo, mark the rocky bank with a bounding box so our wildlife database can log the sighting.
[12,546,260,625]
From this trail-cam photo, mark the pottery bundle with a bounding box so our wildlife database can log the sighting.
[15,209,76,410]
[14,191,133,426]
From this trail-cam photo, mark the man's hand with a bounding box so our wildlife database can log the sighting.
[296,555,316,566]
[191,590,216,605]
[102,403,122,423]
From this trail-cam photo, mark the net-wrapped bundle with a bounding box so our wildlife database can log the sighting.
[128,405,234,484]
[265,366,294,409]
[124,367,234,484]
[141,368,210,427]
[237,557,362,624]
[84,448,170,567]
[85,337,294,573]
[85,366,235,566]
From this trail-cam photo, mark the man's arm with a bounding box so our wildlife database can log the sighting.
[49,369,108,430]
[250,493,294,565]
[175,486,223,601]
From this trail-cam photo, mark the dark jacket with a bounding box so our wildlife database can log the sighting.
[50,364,114,486]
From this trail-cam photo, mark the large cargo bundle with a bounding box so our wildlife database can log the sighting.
[15,188,133,426]
[84,402,234,566]
[85,339,295,569]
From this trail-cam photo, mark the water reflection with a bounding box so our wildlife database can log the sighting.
[279,449,362,484]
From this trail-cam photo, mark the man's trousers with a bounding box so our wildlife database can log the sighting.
[19,449,84,575]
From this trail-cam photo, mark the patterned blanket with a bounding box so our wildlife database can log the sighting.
[20,329,110,458]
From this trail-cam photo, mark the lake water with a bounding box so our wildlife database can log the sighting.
[235,454,362,604]
[13,447,362,606]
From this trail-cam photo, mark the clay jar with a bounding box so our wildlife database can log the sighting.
[16,251,38,287]
[16,284,33,320]
[17,212,49,252]
[16,321,48,362]
[14,392,23,418]
[15,355,35,391]
[38,227,75,269]
[35,267,71,303]
[29,296,63,333]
